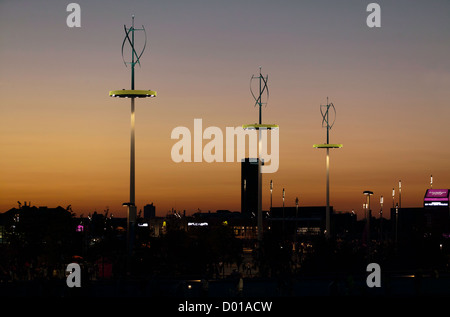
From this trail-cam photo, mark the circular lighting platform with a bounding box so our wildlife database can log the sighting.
[242,123,278,130]
[109,89,157,98]
[313,144,343,148]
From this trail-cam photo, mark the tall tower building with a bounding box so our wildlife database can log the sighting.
[143,203,156,219]
[241,158,259,217]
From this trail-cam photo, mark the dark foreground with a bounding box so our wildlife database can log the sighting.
[2,273,449,297]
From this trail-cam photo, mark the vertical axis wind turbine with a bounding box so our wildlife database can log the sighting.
[313,98,342,238]
[243,67,278,244]
[109,16,157,258]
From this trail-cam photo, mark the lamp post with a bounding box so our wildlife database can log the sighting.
[282,187,285,236]
[395,203,399,248]
[380,195,383,241]
[363,191,373,256]
[399,180,402,209]
[295,196,299,239]
[430,174,433,189]
[294,196,299,264]
[392,187,395,209]
[363,202,367,244]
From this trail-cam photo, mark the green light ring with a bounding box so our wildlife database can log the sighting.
[242,123,278,130]
[313,144,343,148]
[109,90,157,98]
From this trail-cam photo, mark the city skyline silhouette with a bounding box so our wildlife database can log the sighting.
[1,1,449,221]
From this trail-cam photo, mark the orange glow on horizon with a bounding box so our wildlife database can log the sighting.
[1,1,449,221]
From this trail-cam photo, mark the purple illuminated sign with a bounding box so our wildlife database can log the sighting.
[425,189,449,199]
[424,189,449,207]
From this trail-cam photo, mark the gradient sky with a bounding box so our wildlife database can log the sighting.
[1,0,449,219]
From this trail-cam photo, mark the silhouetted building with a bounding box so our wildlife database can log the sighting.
[268,206,355,238]
[143,203,156,219]
[390,189,450,242]
[190,209,257,248]
[424,189,449,234]
[241,158,259,216]
[390,207,425,241]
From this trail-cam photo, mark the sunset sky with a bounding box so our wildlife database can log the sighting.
[1,0,449,219]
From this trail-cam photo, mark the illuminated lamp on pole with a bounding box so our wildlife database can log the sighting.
[363,190,374,251]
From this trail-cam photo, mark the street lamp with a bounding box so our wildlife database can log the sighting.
[395,203,399,247]
[392,187,395,209]
[363,191,373,248]
[294,196,299,254]
[380,195,383,214]
[363,191,373,208]
[399,180,402,209]
[282,188,285,235]
[380,195,383,241]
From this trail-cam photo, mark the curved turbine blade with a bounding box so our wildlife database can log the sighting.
[123,25,141,67]
[121,25,130,67]
[250,75,258,107]
[134,25,147,68]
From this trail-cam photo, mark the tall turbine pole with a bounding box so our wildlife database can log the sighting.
[313,98,342,238]
[128,15,136,220]
[109,15,157,269]
[244,67,277,246]
[257,67,263,243]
